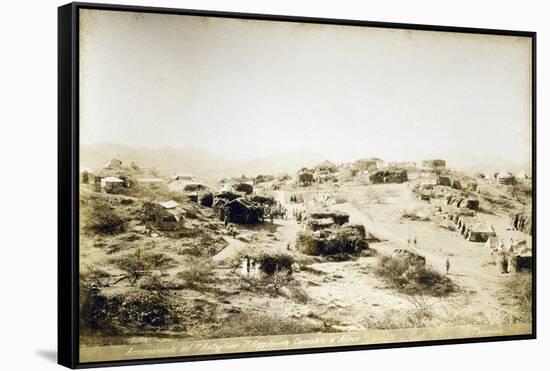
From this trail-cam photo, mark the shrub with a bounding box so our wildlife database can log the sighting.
[80,290,180,335]
[83,198,126,235]
[233,183,253,194]
[504,272,532,322]
[110,248,176,285]
[255,253,294,275]
[177,257,215,288]
[375,255,456,297]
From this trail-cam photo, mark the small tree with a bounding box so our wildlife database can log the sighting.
[298,172,314,186]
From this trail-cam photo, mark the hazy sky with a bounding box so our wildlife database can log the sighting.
[80,9,532,165]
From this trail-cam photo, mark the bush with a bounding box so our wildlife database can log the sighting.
[80,290,180,335]
[110,248,176,285]
[177,257,214,288]
[83,198,126,235]
[375,255,455,297]
[233,183,253,194]
[504,272,532,322]
[255,253,294,275]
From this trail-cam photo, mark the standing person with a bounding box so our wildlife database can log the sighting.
[445,258,451,275]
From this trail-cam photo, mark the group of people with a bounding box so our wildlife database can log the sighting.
[265,204,288,222]
[293,208,306,223]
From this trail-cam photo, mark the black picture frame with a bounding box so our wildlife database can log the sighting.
[58,2,537,369]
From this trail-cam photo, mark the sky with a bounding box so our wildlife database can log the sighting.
[79,9,532,166]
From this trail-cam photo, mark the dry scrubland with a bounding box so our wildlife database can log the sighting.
[79,167,532,346]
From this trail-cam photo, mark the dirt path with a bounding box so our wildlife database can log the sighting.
[212,237,247,262]
[332,184,513,321]
[213,190,302,261]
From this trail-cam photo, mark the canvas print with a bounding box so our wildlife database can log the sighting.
[77,8,534,363]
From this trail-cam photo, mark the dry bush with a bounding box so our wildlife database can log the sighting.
[375,255,456,297]
[80,290,180,335]
[109,248,176,285]
[363,306,490,330]
[83,198,126,235]
[504,272,532,322]
[256,254,294,275]
[177,257,215,288]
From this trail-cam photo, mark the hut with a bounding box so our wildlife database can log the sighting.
[229,175,254,186]
[100,176,124,193]
[308,211,350,225]
[466,222,496,242]
[388,161,416,169]
[288,193,304,203]
[436,176,452,187]
[421,159,446,171]
[168,173,196,192]
[497,170,515,185]
[354,158,382,171]
[314,160,338,174]
[420,190,432,201]
[222,198,264,225]
[369,169,408,184]
[159,200,178,209]
[104,158,122,169]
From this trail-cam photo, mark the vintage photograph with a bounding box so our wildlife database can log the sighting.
[77,8,533,363]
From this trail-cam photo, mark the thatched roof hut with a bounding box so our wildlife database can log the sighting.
[222,198,264,225]
[369,169,408,184]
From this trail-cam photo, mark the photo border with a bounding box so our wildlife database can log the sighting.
[58,2,537,368]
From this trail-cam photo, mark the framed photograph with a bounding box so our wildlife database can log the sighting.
[58,2,536,368]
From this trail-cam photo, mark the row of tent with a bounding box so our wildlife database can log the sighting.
[450,213,496,242]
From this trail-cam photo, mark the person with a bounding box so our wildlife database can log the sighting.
[445,258,451,275]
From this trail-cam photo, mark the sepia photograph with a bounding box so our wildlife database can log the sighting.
[73,5,534,365]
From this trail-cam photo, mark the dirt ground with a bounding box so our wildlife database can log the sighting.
[79,175,532,346]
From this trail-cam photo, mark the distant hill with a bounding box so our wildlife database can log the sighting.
[80,143,323,180]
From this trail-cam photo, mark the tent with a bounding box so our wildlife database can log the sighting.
[466,222,496,242]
